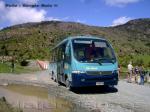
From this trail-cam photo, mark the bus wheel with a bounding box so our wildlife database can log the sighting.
[66,79,72,90]
[51,71,54,80]
[53,76,57,82]
[50,73,53,80]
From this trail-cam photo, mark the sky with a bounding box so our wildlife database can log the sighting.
[0,0,150,29]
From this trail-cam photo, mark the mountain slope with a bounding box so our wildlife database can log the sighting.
[0,18,150,66]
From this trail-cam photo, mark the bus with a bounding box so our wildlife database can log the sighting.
[49,36,118,90]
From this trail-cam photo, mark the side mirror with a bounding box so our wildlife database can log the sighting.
[62,54,65,60]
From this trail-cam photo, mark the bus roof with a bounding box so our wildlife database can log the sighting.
[67,35,106,40]
[51,35,106,51]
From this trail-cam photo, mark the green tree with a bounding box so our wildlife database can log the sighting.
[134,58,144,66]
[148,61,150,68]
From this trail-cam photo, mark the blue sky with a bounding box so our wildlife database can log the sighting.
[0,0,150,29]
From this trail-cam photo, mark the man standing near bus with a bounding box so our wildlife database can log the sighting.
[139,65,144,85]
[128,61,133,83]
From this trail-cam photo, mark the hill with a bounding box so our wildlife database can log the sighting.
[0,18,150,67]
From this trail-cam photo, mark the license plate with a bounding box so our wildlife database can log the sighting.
[96,82,104,85]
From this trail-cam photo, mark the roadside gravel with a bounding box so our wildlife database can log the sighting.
[0,70,150,112]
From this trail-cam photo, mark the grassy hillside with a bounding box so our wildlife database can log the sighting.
[0,19,150,67]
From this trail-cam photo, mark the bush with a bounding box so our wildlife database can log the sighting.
[134,58,144,66]
[148,61,150,68]
[20,60,29,66]
[119,56,131,67]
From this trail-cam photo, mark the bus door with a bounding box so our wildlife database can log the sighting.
[64,43,72,82]
[57,46,66,83]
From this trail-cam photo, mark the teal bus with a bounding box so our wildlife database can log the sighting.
[49,36,118,90]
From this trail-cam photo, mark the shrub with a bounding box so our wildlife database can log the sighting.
[148,61,150,68]
[20,60,29,66]
[134,58,144,66]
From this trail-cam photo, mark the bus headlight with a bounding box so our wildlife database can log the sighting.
[113,70,118,74]
[72,71,85,74]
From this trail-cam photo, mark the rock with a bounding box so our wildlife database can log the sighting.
[1,83,8,86]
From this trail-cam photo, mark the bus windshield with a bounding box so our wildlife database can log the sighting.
[72,39,116,63]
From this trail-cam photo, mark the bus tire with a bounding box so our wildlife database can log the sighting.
[53,75,57,82]
[50,71,54,80]
[55,75,61,86]
[66,78,72,90]
[50,73,53,80]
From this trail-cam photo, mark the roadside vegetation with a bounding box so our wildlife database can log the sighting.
[119,54,150,79]
[119,55,150,68]
[0,19,149,73]
[0,61,40,74]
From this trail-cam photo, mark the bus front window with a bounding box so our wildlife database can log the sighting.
[72,39,116,63]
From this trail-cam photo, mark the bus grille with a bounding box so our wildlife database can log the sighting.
[86,71,112,75]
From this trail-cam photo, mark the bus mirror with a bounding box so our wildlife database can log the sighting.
[62,54,65,60]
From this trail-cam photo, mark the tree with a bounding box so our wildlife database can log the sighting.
[148,61,150,68]
[134,58,144,66]
[1,45,8,56]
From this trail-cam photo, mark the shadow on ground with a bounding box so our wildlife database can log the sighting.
[71,86,118,94]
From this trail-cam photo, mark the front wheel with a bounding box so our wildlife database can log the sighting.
[66,79,72,90]
[53,75,56,82]
[55,75,61,86]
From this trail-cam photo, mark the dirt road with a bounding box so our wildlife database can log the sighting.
[0,70,150,112]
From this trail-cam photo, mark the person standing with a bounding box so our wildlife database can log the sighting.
[134,66,139,83]
[127,61,133,83]
[139,65,144,85]
[11,57,15,73]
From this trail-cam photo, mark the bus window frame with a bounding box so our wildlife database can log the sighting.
[72,39,116,63]
[65,44,71,64]
[54,41,68,63]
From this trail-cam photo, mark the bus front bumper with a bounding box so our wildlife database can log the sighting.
[71,73,118,87]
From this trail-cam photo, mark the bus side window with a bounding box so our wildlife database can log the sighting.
[58,48,62,62]
[104,47,112,58]
[54,51,56,62]
[51,52,53,63]
[56,48,59,62]
[65,44,71,64]
[62,44,66,60]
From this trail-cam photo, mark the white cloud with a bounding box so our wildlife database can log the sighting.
[105,0,140,7]
[0,1,5,11]
[62,16,70,20]
[0,1,65,26]
[0,1,45,25]
[46,16,70,21]
[18,0,39,4]
[46,17,61,21]
[76,19,86,23]
[112,16,132,26]
[0,1,6,21]
[5,7,46,25]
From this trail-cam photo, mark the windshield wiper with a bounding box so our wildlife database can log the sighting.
[88,59,102,65]
[94,57,115,64]
[89,58,102,65]
[93,60,102,65]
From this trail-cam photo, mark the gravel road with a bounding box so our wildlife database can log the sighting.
[0,70,150,112]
